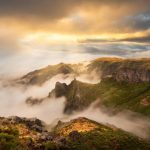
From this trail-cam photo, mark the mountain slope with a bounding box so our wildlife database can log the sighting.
[88,58,150,83]
[18,58,150,86]
[0,116,150,150]
[0,116,52,150]
[18,63,76,85]
[53,117,150,150]
[50,78,150,116]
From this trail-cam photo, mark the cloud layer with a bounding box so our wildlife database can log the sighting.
[0,0,150,72]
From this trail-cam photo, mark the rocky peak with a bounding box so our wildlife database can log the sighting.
[57,63,73,74]
[54,82,68,97]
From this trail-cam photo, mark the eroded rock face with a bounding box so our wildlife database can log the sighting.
[113,68,150,83]
[89,58,150,83]
[54,82,68,97]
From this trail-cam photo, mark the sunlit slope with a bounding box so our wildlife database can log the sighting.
[53,117,150,150]
[1,116,149,150]
[18,63,77,85]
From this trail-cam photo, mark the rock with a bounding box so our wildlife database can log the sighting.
[8,116,22,123]
[6,116,45,132]
[114,68,150,83]
[39,132,53,141]
[53,82,68,97]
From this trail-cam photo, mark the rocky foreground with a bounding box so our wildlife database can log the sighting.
[0,116,150,150]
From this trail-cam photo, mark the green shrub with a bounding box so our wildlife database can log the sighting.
[0,133,20,150]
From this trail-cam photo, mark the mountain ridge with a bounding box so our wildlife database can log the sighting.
[48,78,150,116]
[18,57,150,85]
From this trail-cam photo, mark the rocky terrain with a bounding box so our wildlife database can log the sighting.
[88,58,150,83]
[26,77,150,116]
[0,116,150,150]
[23,58,150,116]
[19,58,150,85]
[17,63,83,85]
[4,57,150,149]
[0,116,52,150]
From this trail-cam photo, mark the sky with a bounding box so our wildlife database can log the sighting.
[0,0,150,77]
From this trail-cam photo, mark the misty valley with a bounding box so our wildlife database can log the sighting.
[0,58,150,150]
[1,1,150,149]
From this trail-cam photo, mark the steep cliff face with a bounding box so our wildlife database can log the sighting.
[88,58,150,83]
[49,79,98,114]
[52,82,68,97]
[114,68,150,82]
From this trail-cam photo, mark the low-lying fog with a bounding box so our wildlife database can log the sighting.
[0,72,100,118]
[0,72,149,139]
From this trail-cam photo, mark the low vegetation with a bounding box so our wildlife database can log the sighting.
[53,78,150,116]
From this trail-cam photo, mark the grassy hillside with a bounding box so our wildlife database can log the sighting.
[52,78,150,116]
[96,78,150,116]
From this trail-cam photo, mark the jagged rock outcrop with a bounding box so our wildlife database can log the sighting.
[49,79,96,114]
[53,82,68,97]
[49,77,150,116]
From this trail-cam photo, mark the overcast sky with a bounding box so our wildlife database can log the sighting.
[0,0,150,77]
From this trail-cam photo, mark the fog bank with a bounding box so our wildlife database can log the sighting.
[0,73,149,139]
